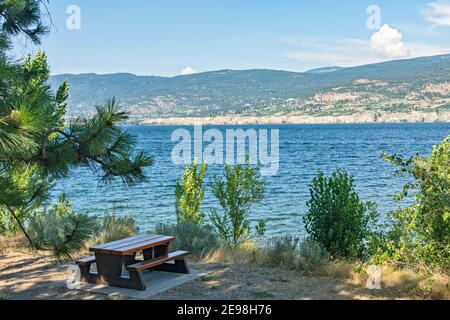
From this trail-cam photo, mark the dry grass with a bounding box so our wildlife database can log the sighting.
[203,246,450,300]
[318,260,358,279]
[0,234,94,264]
[310,261,449,300]
[324,264,448,300]
[1,235,448,300]
[0,234,31,255]
[0,250,412,300]
[204,242,263,265]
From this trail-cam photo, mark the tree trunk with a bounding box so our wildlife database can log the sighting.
[7,207,39,250]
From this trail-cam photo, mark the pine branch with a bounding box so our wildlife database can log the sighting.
[7,206,40,250]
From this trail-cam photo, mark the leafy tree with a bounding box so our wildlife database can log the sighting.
[304,170,377,260]
[380,136,450,268]
[175,162,207,224]
[210,160,266,248]
[0,1,153,252]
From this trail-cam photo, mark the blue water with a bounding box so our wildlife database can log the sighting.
[53,123,450,238]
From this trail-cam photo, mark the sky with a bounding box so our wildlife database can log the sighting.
[12,0,450,76]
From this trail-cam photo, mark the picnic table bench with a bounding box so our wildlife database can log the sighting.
[76,234,190,291]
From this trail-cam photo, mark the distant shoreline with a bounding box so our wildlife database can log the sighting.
[136,111,450,126]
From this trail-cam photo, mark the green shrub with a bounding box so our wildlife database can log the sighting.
[298,238,329,270]
[210,160,266,248]
[154,221,219,258]
[94,214,139,244]
[380,136,450,269]
[27,195,97,261]
[264,235,299,268]
[175,162,208,224]
[304,170,377,260]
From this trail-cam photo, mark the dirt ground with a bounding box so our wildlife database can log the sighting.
[0,252,416,300]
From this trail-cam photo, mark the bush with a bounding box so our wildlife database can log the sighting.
[298,238,329,270]
[304,170,377,260]
[27,195,97,261]
[26,196,139,261]
[154,221,219,258]
[380,136,450,269]
[175,162,208,224]
[210,160,266,248]
[264,235,299,268]
[94,214,139,244]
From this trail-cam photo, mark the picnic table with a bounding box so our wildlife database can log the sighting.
[76,234,190,291]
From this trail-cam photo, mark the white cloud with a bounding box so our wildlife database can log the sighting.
[180,67,196,75]
[421,1,450,26]
[370,24,410,58]
[284,34,449,69]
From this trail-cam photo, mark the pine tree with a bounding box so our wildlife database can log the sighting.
[0,1,153,249]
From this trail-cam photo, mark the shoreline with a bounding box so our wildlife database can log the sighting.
[137,111,450,126]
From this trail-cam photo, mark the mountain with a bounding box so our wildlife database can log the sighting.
[49,54,450,119]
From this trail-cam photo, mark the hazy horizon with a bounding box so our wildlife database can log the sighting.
[48,52,450,78]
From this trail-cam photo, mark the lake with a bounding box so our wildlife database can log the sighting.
[53,123,450,238]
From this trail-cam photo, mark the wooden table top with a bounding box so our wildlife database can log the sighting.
[89,234,175,256]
